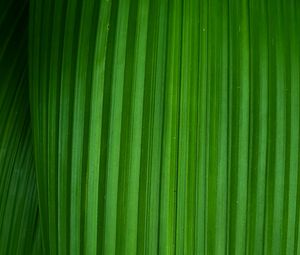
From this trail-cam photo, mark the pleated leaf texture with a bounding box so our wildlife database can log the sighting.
[0,0,299,254]
[0,0,43,254]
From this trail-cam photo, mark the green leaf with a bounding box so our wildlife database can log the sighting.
[0,1,42,254]
[28,0,300,254]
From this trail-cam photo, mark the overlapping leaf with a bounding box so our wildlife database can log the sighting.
[0,0,299,254]
[0,0,42,254]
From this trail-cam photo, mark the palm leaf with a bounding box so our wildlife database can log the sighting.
[0,0,296,254]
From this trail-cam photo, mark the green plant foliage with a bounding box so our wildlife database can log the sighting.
[0,0,299,254]
[0,1,42,254]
